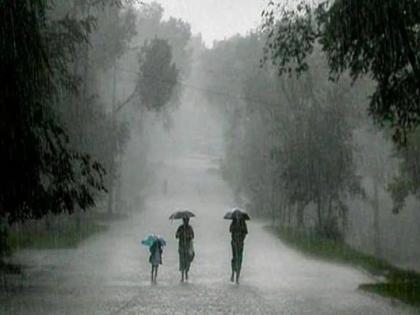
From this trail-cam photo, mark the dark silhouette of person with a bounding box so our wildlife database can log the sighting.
[149,240,163,284]
[230,217,248,284]
[176,217,194,282]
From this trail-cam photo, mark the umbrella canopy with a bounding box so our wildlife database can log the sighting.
[169,210,195,220]
[141,234,166,247]
[224,208,251,220]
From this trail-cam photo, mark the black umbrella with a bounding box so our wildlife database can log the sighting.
[224,208,250,220]
[169,210,196,220]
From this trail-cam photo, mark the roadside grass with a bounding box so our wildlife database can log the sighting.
[0,261,22,274]
[7,218,108,251]
[268,225,420,307]
[360,280,420,307]
[0,212,128,277]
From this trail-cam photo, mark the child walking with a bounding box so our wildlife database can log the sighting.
[149,239,163,284]
[141,234,166,284]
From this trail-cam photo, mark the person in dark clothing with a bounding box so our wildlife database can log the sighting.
[230,217,248,284]
[176,217,194,282]
[149,240,163,284]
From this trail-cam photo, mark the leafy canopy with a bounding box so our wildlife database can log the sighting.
[136,38,179,112]
[0,0,133,223]
[262,0,420,144]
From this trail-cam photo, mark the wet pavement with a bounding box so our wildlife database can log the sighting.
[0,155,419,315]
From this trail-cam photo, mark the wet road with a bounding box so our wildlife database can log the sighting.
[1,155,418,315]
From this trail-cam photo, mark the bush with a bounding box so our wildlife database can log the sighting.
[0,220,10,258]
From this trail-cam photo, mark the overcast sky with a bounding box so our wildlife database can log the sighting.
[149,0,267,46]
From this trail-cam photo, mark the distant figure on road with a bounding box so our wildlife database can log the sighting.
[149,238,164,284]
[162,179,168,195]
[176,217,195,282]
[230,217,248,284]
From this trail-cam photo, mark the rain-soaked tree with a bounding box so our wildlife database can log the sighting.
[131,2,192,129]
[261,0,420,239]
[0,0,112,224]
[263,49,363,238]
[202,33,363,239]
[66,3,137,215]
[389,130,420,214]
[282,100,361,238]
[136,2,192,78]
[200,34,269,208]
[0,1,180,257]
[135,38,179,112]
[262,0,420,144]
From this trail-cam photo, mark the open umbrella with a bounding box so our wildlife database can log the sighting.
[224,208,251,220]
[141,234,166,247]
[169,210,195,220]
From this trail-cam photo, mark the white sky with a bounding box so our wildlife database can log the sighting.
[145,0,268,46]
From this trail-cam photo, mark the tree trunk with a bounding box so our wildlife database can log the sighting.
[271,206,276,227]
[107,174,115,215]
[115,155,123,213]
[297,203,305,229]
[75,209,82,238]
[286,205,291,227]
[107,61,118,215]
[271,181,276,226]
[316,197,323,229]
[45,213,52,232]
[373,180,381,258]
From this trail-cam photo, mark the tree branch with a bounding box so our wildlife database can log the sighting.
[114,88,137,114]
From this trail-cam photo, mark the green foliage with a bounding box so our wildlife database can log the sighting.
[0,221,10,258]
[361,278,420,307]
[7,220,107,250]
[389,129,420,213]
[201,33,273,214]
[133,2,191,112]
[136,2,192,76]
[91,6,137,69]
[281,95,362,234]
[136,38,179,111]
[273,225,420,306]
[0,0,108,224]
[262,1,318,76]
[203,34,361,238]
[271,226,393,274]
[263,0,420,144]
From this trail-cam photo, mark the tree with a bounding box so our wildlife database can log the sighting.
[262,0,420,144]
[132,2,192,116]
[135,2,192,77]
[0,0,130,223]
[202,32,362,238]
[63,3,137,215]
[389,130,420,214]
[135,38,179,112]
[91,6,137,70]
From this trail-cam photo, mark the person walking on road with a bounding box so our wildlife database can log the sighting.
[225,208,250,284]
[149,239,164,284]
[176,217,195,282]
[141,234,166,284]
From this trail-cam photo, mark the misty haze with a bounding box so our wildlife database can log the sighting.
[1,1,420,314]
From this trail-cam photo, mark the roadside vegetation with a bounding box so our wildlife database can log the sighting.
[7,215,108,251]
[0,212,116,275]
[199,0,420,308]
[0,1,189,272]
[270,226,420,307]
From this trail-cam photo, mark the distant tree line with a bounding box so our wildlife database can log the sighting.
[262,0,420,216]
[199,0,420,246]
[202,35,366,240]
